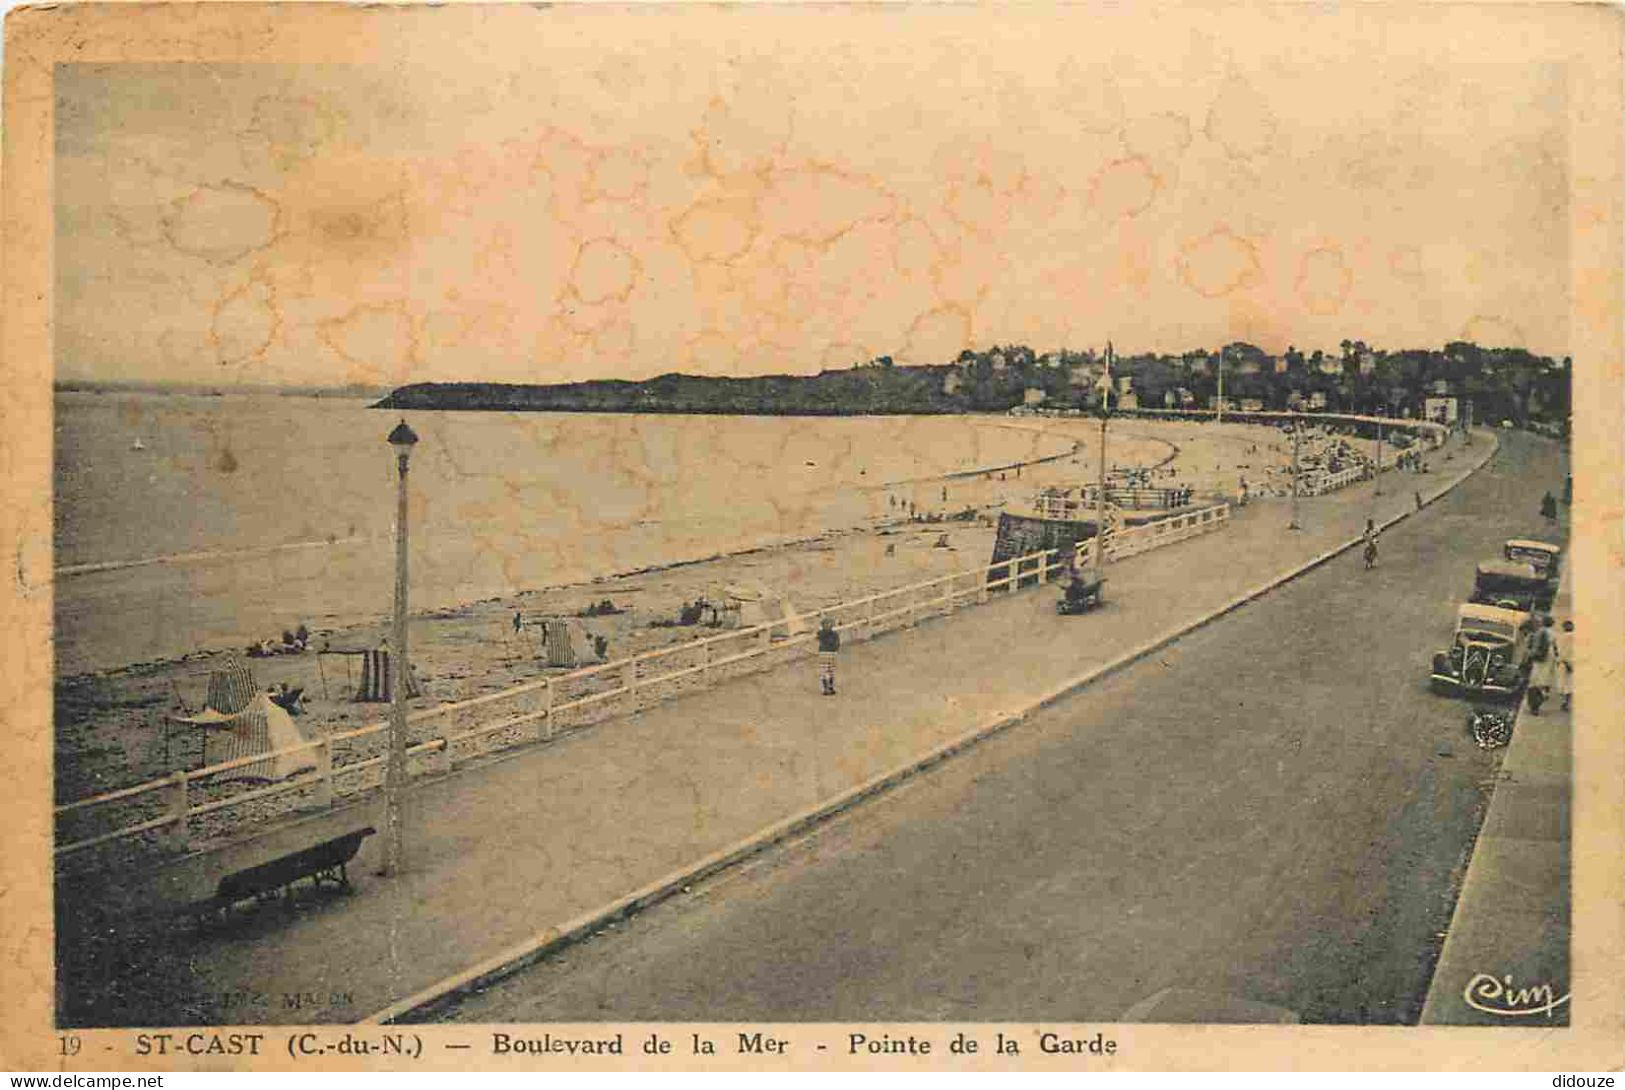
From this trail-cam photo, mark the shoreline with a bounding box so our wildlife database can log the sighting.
[55,421,1090,677]
[50,415,1338,812]
[52,416,1079,584]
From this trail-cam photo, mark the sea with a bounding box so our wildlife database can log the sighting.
[53,391,1080,676]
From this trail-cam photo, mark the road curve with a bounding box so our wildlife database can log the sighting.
[447,432,1566,1025]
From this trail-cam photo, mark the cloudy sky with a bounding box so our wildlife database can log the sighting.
[53,4,1583,388]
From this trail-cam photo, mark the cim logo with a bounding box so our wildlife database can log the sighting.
[1463,972,1570,1018]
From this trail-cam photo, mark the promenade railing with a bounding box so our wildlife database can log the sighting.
[1035,486,1187,517]
[56,502,1234,868]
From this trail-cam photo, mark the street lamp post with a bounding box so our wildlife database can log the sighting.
[383,418,419,877]
[1094,344,1114,579]
[1373,407,1385,496]
[1095,402,1109,579]
[1289,417,1302,531]
[1216,348,1225,424]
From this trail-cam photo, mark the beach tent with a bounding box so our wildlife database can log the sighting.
[531,617,610,668]
[204,652,257,715]
[316,643,423,702]
[720,581,809,638]
[541,618,578,668]
[352,645,423,702]
[173,692,316,783]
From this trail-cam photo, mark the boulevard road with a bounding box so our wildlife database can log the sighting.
[447,432,1566,1024]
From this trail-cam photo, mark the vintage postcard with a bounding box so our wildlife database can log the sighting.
[3,0,1622,1073]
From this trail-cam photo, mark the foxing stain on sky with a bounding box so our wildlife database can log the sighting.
[53,5,1585,389]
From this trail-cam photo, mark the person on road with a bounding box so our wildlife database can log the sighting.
[1526,615,1556,715]
[1557,620,1574,711]
[1540,491,1558,521]
[1363,536,1379,571]
[817,616,841,696]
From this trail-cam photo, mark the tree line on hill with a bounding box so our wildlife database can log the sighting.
[373,340,1571,426]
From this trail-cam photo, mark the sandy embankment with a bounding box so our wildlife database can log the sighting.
[54,418,1311,823]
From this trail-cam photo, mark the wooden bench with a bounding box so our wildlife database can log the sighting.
[180,826,375,930]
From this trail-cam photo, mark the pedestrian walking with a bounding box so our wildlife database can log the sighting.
[816,616,840,696]
[1414,490,1423,512]
[1540,491,1558,521]
[1557,620,1574,711]
[1526,615,1556,715]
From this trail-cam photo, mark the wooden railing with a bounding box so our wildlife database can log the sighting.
[1035,486,1189,517]
[53,503,1232,866]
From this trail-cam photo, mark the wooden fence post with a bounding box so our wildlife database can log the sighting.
[313,738,333,809]
[164,771,189,852]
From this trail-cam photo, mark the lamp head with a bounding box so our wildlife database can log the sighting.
[387,419,419,452]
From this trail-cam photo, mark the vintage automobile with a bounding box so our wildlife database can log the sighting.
[1504,538,1561,588]
[1469,559,1549,614]
[1429,602,1537,698]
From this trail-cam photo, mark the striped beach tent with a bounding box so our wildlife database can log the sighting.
[353,644,422,703]
[173,693,316,783]
[204,652,257,714]
[541,619,578,668]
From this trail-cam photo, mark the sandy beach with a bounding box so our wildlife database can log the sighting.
[54,414,1384,829]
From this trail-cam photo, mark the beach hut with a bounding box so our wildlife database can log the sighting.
[172,692,316,783]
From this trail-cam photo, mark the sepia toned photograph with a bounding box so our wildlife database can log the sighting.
[6,0,1622,1072]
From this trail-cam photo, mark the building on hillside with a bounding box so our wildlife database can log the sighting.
[943,371,964,395]
[1307,391,1329,410]
[1119,390,1140,410]
[1023,387,1047,406]
[1424,396,1459,425]
[1358,350,1376,375]
[1318,355,1343,376]
[1116,374,1133,394]
[1239,397,1265,412]
[1070,362,1103,388]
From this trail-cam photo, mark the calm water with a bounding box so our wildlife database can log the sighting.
[54,392,1075,675]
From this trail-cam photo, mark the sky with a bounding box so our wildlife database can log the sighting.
[52,4,1581,388]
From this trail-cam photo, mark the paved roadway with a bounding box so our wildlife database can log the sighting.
[446,432,1566,1025]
